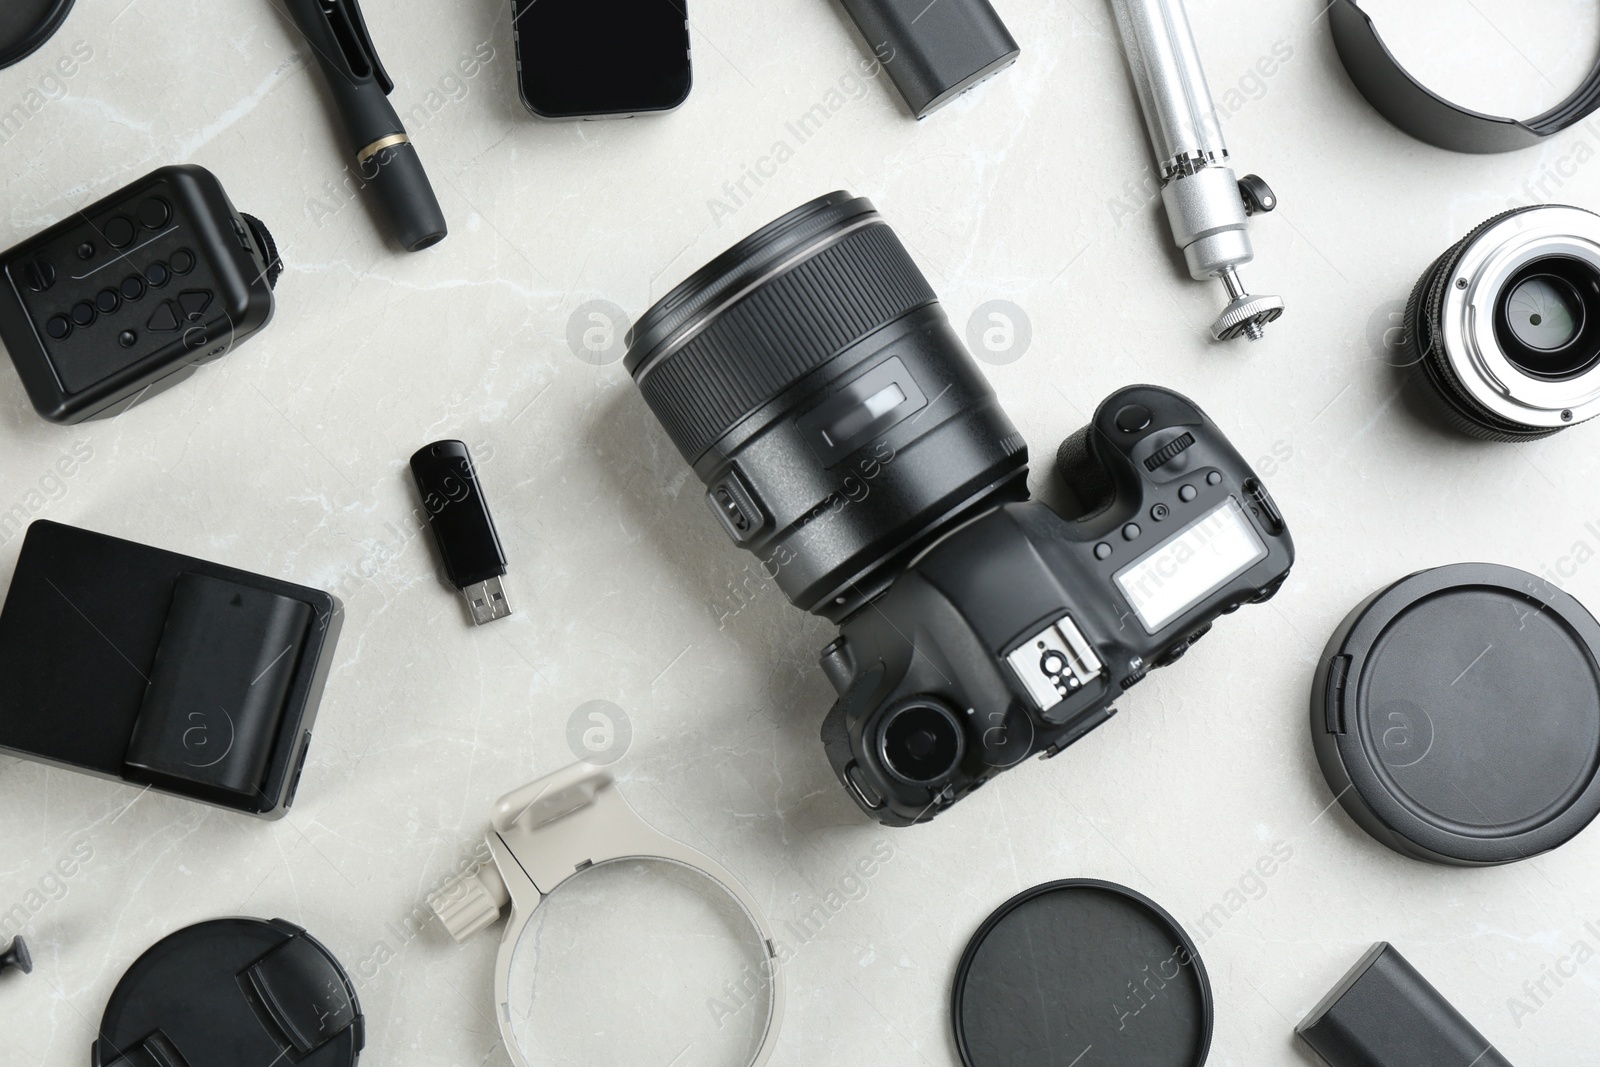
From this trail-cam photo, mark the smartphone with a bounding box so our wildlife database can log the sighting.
[511,0,692,119]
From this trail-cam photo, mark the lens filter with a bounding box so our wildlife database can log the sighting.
[953,880,1213,1067]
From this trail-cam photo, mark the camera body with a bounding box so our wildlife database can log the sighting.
[820,385,1294,825]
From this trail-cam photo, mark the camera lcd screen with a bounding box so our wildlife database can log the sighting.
[513,0,692,118]
[1114,498,1266,633]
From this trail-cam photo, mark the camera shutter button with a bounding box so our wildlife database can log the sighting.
[1115,405,1152,432]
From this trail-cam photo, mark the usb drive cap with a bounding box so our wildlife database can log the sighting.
[410,440,513,625]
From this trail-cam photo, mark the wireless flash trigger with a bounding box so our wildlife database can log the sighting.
[0,165,280,423]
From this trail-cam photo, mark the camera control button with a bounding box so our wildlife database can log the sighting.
[145,262,171,287]
[1094,542,1112,560]
[118,330,137,348]
[1122,523,1141,541]
[120,276,145,301]
[1206,471,1223,485]
[105,216,137,248]
[44,315,71,340]
[70,301,95,327]
[178,290,212,320]
[95,289,120,314]
[147,302,180,332]
[1178,484,1197,502]
[170,249,195,274]
[138,198,171,229]
[1115,404,1152,432]
[1150,503,1169,521]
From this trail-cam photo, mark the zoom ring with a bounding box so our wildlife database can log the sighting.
[638,223,936,463]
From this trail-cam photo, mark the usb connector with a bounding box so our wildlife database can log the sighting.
[463,576,512,625]
[410,440,514,627]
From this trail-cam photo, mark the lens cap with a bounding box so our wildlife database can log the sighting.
[1312,563,1600,866]
[0,0,74,71]
[97,917,365,1066]
[952,880,1213,1067]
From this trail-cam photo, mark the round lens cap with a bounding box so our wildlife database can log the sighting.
[952,880,1213,1067]
[1311,563,1600,866]
[97,917,365,1066]
[0,0,75,71]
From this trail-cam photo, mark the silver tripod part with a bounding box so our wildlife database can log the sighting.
[1110,0,1283,342]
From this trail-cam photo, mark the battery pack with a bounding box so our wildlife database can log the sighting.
[836,0,1019,118]
[1297,943,1513,1067]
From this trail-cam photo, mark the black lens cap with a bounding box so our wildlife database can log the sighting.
[1312,563,1600,866]
[952,880,1213,1067]
[0,0,75,71]
[97,917,365,1066]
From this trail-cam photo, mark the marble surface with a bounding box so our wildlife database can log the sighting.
[2,0,1600,1063]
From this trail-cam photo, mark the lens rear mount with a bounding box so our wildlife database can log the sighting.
[1403,204,1600,440]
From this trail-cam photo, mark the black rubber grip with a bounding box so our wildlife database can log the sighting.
[636,223,936,463]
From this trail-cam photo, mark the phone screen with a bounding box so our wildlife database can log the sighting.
[512,0,692,118]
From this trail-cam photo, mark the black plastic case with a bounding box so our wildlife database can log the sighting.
[0,164,278,423]
[510,0,693,119]
[0,521,341,817]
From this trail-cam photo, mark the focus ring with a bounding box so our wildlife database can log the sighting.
[637,223,936,463]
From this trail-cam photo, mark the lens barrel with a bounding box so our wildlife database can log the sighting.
[1402,204,1600,440]
[626,193,1028,621]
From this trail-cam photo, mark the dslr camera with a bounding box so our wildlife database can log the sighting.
[626,193,1294,826]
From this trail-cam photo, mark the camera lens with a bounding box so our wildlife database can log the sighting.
[1403,204,1600,440]
[626,192,1028,621]
[879,702,965,786]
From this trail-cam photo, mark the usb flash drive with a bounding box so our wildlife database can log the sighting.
[410,440,512,625]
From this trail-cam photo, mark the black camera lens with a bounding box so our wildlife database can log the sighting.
[879,702,965,786]
[1403,204,1600,440]
[626,192,1028,621]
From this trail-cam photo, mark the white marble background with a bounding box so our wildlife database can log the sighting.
[1,0,1598,1063]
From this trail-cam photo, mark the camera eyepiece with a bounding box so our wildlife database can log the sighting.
[1403,204,1600,440]
[626,192,1028,621]
[879,702,965,786]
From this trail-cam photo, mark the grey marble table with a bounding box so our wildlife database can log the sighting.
[1,0,1597,1063]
